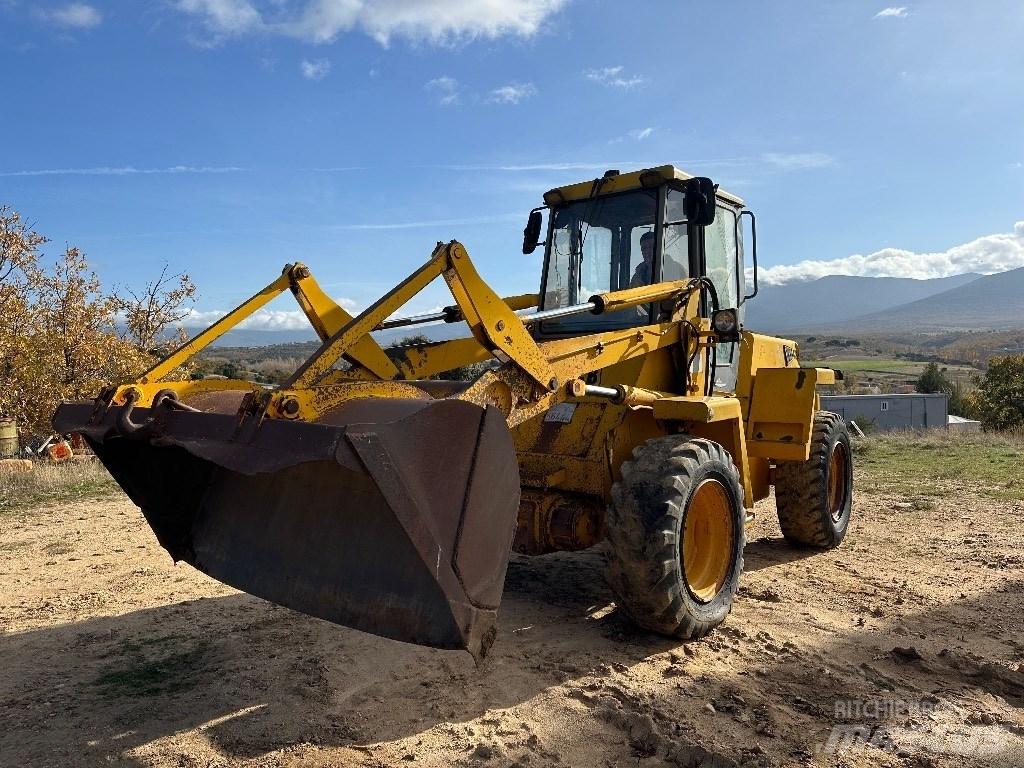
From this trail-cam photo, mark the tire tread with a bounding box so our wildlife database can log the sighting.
[774,411,852,549]
[606,436,744,640]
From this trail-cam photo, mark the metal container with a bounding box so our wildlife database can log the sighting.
[0,418,18,458]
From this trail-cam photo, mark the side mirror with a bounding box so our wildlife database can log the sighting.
[683,177,716,227]
[522,209,543,254]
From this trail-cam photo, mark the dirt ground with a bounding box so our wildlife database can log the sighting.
[2,455,1024,767]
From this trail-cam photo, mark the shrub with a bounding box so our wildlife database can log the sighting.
[974,355,1024,431]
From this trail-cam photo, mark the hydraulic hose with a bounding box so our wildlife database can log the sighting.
[697,278,720,397]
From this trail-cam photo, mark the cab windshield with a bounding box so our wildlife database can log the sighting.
[540,189,687,334]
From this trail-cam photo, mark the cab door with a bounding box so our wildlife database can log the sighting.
[703,203,743,392]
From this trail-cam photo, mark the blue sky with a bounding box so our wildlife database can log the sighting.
[2,0,1023,329]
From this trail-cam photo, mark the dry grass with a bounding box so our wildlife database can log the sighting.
[0,459,121,517]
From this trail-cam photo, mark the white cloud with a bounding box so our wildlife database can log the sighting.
[487,82,536,104]
[184,308,308,331]
[759,222,1024,286]
[608,128,655,144]
[0,165,243,177]
[300,58,331,80]
[184,298,358,331]
[176,0,262,37]
[41,2,102,28]
[874,6,908,18]
[441,155,832,174]
[425,75,459,105]
[442,156,770,172]
[762,152,835,170]
[175,0,568,45]
[584,66,645,89]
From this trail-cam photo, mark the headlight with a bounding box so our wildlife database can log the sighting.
[711,308,740,342]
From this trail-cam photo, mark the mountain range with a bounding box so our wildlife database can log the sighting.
[744,267,1024,335]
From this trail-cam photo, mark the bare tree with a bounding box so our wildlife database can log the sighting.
[116,264,197,352]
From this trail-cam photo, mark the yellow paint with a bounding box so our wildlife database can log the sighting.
[683,479,735,602]
[745,367,823,461]
[543,165,745,208]
[101,186,837,552]
[289,266,399,379]
[112,379,262,407]
[652,396,742,423]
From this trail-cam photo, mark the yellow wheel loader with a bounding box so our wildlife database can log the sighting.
[54,166,854,660]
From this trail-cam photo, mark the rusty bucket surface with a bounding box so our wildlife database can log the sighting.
[53,396,521,660]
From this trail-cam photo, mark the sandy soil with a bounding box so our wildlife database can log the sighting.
[2,476,1024,767]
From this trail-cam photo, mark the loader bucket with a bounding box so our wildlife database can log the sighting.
[53,396,521,660]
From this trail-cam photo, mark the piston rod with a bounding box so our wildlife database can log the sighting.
[380,279,694,331]
[521,300,598,323]
[380,303,546,330]
[581,384,620,400]
[378,309,450,330]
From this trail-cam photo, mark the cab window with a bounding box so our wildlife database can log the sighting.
[705,204,742,391]
[663,189,690,282]
[705,205,739,310]
[540,189,662,334]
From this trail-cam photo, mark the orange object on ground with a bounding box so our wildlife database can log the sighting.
[47,442,73,462]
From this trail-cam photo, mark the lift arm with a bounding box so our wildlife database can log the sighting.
[138,263,398,385]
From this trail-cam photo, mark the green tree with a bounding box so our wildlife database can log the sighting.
[217,361,240,379]
[947,381,978,419]
[973,356,1024,431]
[388,334,431,349]
[916,362,952,394]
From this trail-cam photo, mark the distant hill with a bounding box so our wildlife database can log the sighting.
[744,273,980,333]
[819,266,1024,333]
[194,319,471,349]
[203,328,318,347]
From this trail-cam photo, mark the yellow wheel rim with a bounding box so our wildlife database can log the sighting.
[682,479,734,603]
[827,441,850,522]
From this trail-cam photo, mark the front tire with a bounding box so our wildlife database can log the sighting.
[606,436,745,640]
[774,411,853,549]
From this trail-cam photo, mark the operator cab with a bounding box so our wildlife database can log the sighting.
[523,165,757,391]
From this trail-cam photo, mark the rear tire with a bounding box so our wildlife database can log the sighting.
[774,411,853,549]
[606,436,745,640]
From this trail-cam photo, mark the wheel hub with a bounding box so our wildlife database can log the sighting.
[827,441,850,522]
[682,479,734,603]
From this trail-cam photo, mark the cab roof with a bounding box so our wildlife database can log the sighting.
[542,165,745,208]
